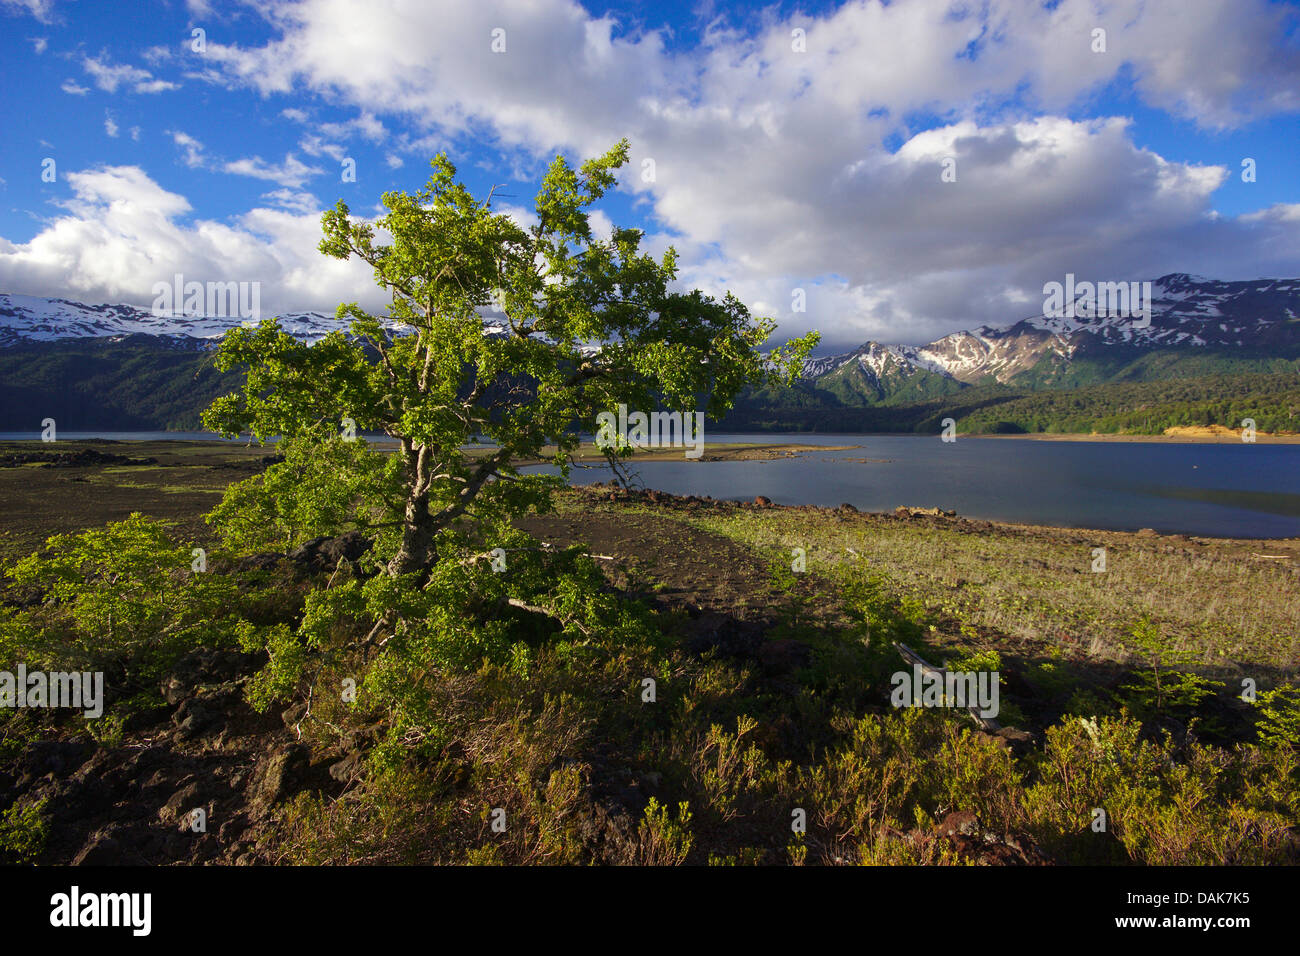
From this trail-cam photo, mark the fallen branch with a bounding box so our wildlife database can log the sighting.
[893,641,1002,732]
[502,597,592,637]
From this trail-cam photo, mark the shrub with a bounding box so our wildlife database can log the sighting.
[0,799,48,864]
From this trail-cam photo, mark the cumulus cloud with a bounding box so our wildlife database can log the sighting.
[156,0,1298,349]
[0,165,376,314]
[299,134,347,162]
[8,0,1300,351]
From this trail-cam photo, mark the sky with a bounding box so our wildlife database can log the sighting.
[0,0,1298,353]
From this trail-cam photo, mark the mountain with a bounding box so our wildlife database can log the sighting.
[801,274,1300,401]
[0,293,422,348]
[1,275,1298,433]
[0,294,536,431]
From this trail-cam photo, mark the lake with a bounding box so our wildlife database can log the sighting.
[526,433,1300,539]
[3,431,1296,538]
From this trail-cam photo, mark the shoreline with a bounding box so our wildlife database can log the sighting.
[1,439,1297,556]
[585,489,1300,548]
[964,430,1300,445]
[5,428,1300,446]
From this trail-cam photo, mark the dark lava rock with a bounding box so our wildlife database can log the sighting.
[16,739,94,779]
[287,531,373,574]
[987,726,1036,754]
[280,702,308,731]
[72,825,149,866]
[19,449,158,469]
[753,495,773,507]
[249,743,311,816]
[159,782,208,825]
[234,552,284,572]
[161,648,263,706]
[328,751,365,784]
[171,685,243,742]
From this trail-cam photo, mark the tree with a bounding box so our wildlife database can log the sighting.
[202,140,815,650]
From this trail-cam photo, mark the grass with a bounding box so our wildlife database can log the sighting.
[645,500,1300,675]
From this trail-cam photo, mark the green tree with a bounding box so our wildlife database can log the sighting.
[202,140,815,651]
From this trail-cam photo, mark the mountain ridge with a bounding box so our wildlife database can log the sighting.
[800,273,1300,398]
[1,274,1298,432]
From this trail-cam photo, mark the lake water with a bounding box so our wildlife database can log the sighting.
[527,433,1300,539]
[4,431,1296,538]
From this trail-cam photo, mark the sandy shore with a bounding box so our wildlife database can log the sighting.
[966,427,1300,445]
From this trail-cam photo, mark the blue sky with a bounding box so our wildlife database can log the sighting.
[1,0,1298,351]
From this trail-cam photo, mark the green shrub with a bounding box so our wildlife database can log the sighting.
[0,799,48,864]
[1254,684,1300,749]
[0,514,246,687]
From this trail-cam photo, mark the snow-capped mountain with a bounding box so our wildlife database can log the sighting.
[3,273,1296,384]
[0,294,517,348]
[803,274,1300,391]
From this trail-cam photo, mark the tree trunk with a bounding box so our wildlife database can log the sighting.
[387,491,434,578]
[387,441,434,578]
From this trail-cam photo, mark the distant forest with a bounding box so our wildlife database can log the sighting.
[2,336,1298,436]
[720,372,1300,435]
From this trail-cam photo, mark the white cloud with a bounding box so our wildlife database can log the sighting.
[2,0,56,23]
[142,45,174,65]
[82,53,179,94]
[222,153,323,189]
[317,112,386,143]
[189,0,1300,347]
[299,134,347,162]
[30,36,47,53]
[9,0,1300,351]
[60,78,89,95]
[133,78,181,94]
[260,188,322,215]
[0,165,377,314]
[168,130,207,168]
[103,111,118,138]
